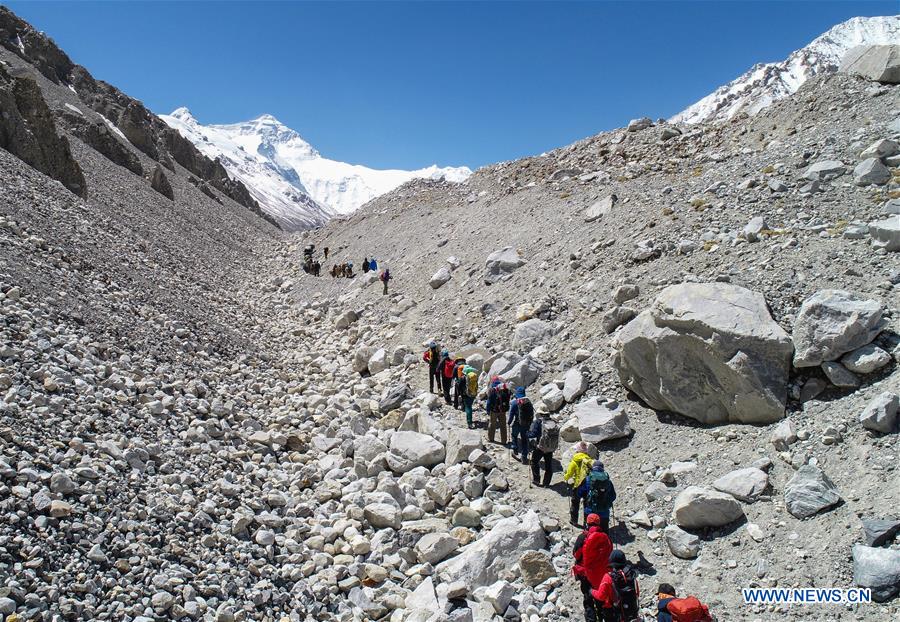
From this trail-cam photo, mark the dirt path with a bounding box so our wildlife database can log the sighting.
[431,398,588,618]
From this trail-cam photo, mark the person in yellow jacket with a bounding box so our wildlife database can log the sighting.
[563,441,595,527]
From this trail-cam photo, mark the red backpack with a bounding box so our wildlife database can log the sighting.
[668,596,712,622]
[443,358,456,378]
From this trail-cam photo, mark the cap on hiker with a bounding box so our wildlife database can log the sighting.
[658,583,676,597]
[574,441,588,453]
[586,513,601,526]
[609,550,626,568]
[514,386,526,398]
[592,461,605,471]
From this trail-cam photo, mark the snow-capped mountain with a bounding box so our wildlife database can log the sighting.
[161,109,471,230]
[673,15,900,124]
[161,108,333,230]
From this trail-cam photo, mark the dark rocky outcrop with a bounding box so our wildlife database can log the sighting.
[58,110,143,176]
[149,165,174,201]
[0,6,276,227]
[0,65,86,197]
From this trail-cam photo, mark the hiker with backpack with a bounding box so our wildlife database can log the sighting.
[584,462,617,533]
[462,365,479,429]
[452,357,467,410]
[528,410,559,487]
[656,584,712,622]
[485,377,509,445]
[572,514,612,622]
[507,386,534,464]
[362,257,370,273]
[380,268,391,295]
[370,258,378,271]
[591,550,640,622]
[440,350,455,405]
[564,441,595,527]
[423,341,441,394]
[573,513,612,622]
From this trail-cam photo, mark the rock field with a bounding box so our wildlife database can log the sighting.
[0,7,899,622]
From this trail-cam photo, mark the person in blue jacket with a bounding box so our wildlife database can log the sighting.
[656,583,677,622]
[369,257,378,271]
[507,386,534,464]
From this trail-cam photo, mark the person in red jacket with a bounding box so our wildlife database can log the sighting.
[583,516,613,589]
[573,514,613,621]
[592,550,640,622]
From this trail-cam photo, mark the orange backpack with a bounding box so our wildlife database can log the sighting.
[668,596,712,622]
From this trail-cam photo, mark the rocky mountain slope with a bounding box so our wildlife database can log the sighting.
[1,4,899,621]
[162,108,472,229]
[0,7,277,228]
[292,57,900,620]
[673,15,900,124]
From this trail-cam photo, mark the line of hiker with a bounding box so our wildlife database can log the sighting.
[330,262,355,278]
[421,340,714,622]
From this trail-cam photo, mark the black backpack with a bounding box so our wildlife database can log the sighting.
[516,398,534,428]
[609,566,639,622]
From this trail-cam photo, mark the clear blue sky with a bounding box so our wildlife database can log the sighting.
[4,1,896,169]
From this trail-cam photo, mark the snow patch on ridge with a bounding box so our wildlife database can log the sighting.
[673,15,900,124]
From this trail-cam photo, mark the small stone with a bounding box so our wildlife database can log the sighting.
[49,500,72,518]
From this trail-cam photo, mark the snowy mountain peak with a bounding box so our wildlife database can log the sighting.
[169,107,197,123]
[161,109,472,229]
[673,15,900,124]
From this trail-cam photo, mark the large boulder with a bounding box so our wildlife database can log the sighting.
[445,428,483,465]
[573,397,631,443]
[803,160,845,181]
[859,392,898,434]
[415,533,459,565]
[379,383,411,413]
[485,247,526,284]
[385,432,445,474]
[792,290,884,367]
[562,368,588,402]
[542,385,565,412]
[514,319,556,352]
[367,348,389,374]
[352,346,374,374]
[852,545,900,602]
[854,158,891,186]
[840,44,900,84]
[613,283,792,424]
[784,465,841,519]
[584,194,617,223]
[841,344,891,374]
[519,550,556,586]
[664,525,701,559]
[500,356,543,388]
[602,306,637,334]
[353,435,388,477]
[335,309,359,329]
[861,517,900,547]
[364,503,401,529]
[486,352,521,378]
[712,467,768,503]
[436,511,545,590]
[869,217,900,252]
[672,486,744,529]
[430,266,451,289]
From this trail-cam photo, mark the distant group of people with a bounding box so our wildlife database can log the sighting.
[330,262,355,278]
[302,244,322,276]
[421,340,715,622]
[301,245,392,294]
